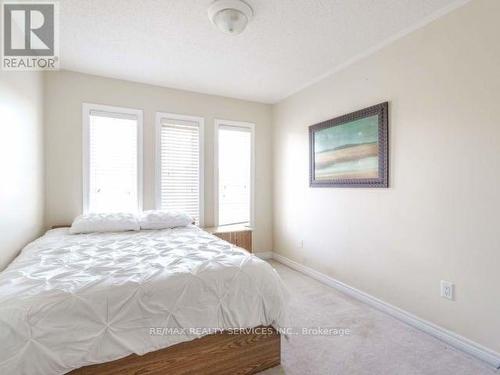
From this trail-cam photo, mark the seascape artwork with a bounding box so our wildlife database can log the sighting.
[314,115,379,180]
[309,102,388,188]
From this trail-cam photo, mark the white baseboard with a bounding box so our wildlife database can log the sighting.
[254,251,273,260]
[271,252,500,369]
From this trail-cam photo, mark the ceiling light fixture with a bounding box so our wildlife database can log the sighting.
[208,0,254,35]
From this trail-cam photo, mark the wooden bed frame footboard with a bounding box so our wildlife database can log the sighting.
[69,326,280,375]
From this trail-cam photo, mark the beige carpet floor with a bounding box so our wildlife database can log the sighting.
[260,261,498,375]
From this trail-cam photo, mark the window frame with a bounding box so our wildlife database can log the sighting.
[82,103,144,214]
[155,112,205,226]
[214,119,255,227]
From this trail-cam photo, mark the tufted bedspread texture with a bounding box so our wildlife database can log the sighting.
[0,225,288,374]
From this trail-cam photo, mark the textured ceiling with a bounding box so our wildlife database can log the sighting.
[60,0,468,103]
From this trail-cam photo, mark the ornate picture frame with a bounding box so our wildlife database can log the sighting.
[309,102,389,188]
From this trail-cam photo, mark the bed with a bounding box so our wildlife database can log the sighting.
[0,225,288,374]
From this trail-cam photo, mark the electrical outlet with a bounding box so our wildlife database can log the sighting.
[440,280,454,300]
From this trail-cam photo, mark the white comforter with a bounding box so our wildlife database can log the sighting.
[0,226,288,374]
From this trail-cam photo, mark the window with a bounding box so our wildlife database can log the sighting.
[155,113,204,224]
[82,104,143,213]
[215,120,254,226]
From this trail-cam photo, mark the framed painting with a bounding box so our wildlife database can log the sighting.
[309,102,388,188]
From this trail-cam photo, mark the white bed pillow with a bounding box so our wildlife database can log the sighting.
[69,213,140,234]
[139,210,193,230]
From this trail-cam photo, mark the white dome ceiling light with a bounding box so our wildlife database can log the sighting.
[208,0,254,35]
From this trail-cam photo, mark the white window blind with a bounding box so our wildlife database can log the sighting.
[85,107,141,213]
[158,117,201,223]
[217,125,252,226]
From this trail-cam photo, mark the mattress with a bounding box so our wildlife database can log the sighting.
[0,225,288,374]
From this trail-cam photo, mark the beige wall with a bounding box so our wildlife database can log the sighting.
[272,0,500,353]
[0,71,45,270]
[44,70,273,253]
